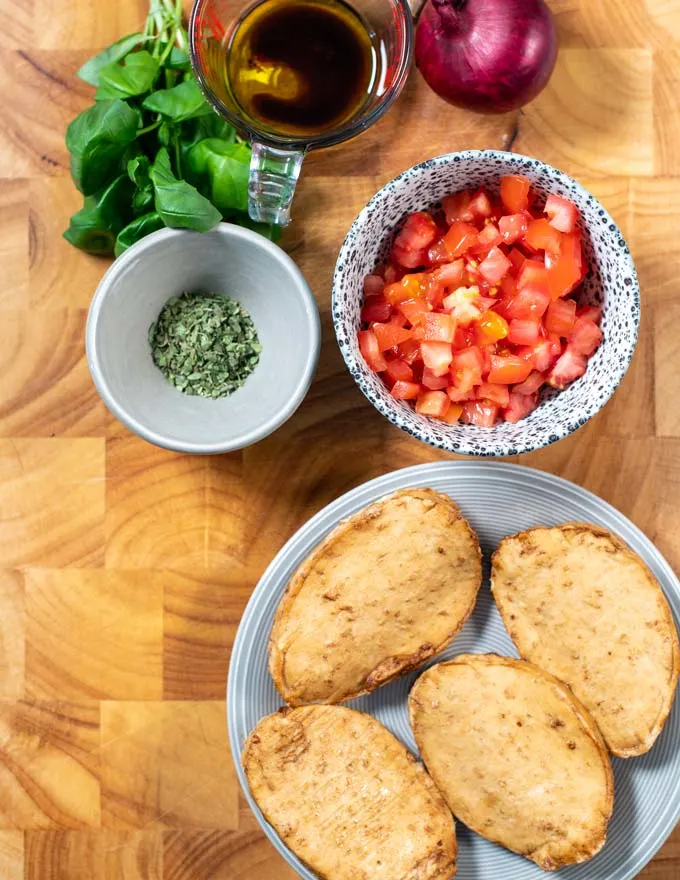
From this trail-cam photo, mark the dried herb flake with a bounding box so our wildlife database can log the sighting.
[149,292,262,398]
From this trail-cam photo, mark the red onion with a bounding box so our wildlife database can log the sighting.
[415,0,558,114]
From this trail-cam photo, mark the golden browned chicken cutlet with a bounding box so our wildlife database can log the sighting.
[269,488,482,705]
[491,523,680,757]
[409,654,613,872]
[243,705,457,880]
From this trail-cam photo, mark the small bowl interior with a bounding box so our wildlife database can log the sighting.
[88,225,319,452]
[333,151,639,456]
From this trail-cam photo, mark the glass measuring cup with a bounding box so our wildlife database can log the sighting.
[189,0,413,225]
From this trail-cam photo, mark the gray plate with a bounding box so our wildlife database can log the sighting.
[227,462,680,880]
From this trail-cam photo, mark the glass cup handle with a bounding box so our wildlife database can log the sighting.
[248,142,304,226]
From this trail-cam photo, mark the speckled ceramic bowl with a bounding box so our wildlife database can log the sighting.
[332,150,640,457]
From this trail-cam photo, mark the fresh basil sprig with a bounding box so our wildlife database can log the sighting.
[64,0,277,256]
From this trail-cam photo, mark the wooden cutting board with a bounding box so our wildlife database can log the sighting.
[0,0,679,877]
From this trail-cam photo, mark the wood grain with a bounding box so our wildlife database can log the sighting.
[0,0,679,876]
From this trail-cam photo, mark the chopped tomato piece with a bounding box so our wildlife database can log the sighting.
[545,298,577,336]
[488,354,533,385]
[434,259,466,289]
[384,281,413,305]
[469,189,494,218]
[441,403,464,423]
[391,380,421,400]
[504,392,538,423]
[421,312,456,343]
[525,218,562,255]
[415,390,450,417]
[361,297,392,323]
[393,212,437,256]
[358,329,388,372]
[442,191,474,224]
[392,241,427,269]
[363,274,384,297]
[373,322,413,351]
[500,175,531,214]
[507,318,540,346]
[396,338,422,365]
[548,346,587,388]
[476,383,510,407]
[447,386,475,403]
[474,223,502,254]
[421,341,454,376]
[421,367,450,390]
[442,286,482,325]
[547,231,584,299]
[577,304,602,324]
[506,287,550,321]
[569,317,603,356]
[517,259,549,293]
[479,247,512,284]
[508,247,527,273]
[499,213,528,244]
[384,358,414,383]
[545,194,578,234]
[398,298,430,325]
[383,264,401,285]
[389,311,408,328]
[476,310,509,345]
[444,222,479,259]
[461,401,498,427]
[426,239,451,266]
[513,370,546,395]
[500,274,517,299]
[450,346,484,392]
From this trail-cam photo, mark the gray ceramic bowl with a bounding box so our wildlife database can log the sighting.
[332,151,640,457]
[86,224,320,454]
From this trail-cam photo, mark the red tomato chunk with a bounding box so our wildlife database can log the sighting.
[358,178,601,425]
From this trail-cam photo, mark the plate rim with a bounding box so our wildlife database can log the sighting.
[227,460,680,880]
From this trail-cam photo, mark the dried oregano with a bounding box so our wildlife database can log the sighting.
[149,292,262,398]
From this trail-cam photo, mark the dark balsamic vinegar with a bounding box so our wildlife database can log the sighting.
[227,0,375,136]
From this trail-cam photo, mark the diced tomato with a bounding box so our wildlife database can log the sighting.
[363,274,384,297]
[421,367,450,390]
[384,358,414,383]
[500,274,517,299]
[569,317,603,356]
[384,281,412,305]
[545,298,577,336]
[392,241,427,269]
[442,286,482,325]
[508,247,527,274]
[545,194,578,234]
[441,403,464,423]
[500,175,531,214]
[447,385,476,402]
[479,247,512,284]
[421,312,456,343]
[448,346,483,392]
[444,222,479,259]
[389,311,408,328]
[426,239,451,266]
[415,390,450,417]
[434,259,465,289]
[507,318,540,346]
[548,346,587,388]
[513,370,546,395]
[391,380,421,400]
[421,341,454,376]
[361,297,392,323]
[547,231,584,299]
[577,305,602,324]
[383,264,401,284]
[488,354,533,385]
[517,259,549,293]
[396,338,422,365]
[393,212,437,255]
[469,189,494,219]
[373,322,413,351]
[525,218,562,255]
[506,287,550,321]
[461,401,498,427]
[358,329,388,372]
[504,392,539,423]
[476,383,510,407]
[476,310,509,345]
[474,223,502,254]
[398,297,430,325]
[499,213,528,245]
[442,191,474,224]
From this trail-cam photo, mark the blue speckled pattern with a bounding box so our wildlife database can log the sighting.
[332,151,640,456]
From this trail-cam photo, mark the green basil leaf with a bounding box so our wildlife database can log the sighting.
[114,211,165,257]
[142,77,213,122]
[166,46,191,70]
[63,174,134,255]
[127,154,151,189]
[150,147,221,232]
[186,139,250,215]
[95,51,160,100]
[132,187,154,215]
[158,120,172,147]
[66,99,141,195]
[77,33,146,86]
